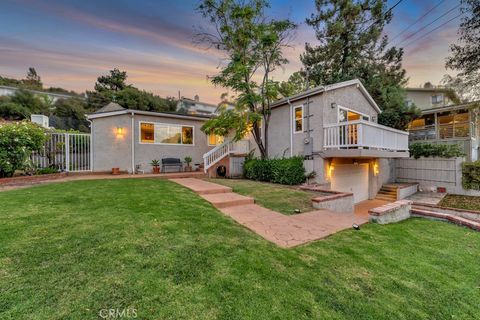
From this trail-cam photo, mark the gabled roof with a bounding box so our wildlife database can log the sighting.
[94,102,125,114]
[271,79,382,113]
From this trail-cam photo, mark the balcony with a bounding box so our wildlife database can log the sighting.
[323,120,409,158]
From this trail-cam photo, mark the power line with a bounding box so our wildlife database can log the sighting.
[393,3,461,47]
[359,0,404,34]
[402,12,463,49]
[388,0,446,44]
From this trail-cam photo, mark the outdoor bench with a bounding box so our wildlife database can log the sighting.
[161,158,183,173]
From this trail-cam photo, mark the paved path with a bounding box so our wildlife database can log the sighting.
[171,178,380,248]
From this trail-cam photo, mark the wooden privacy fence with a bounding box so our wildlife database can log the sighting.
[31,132,92,172]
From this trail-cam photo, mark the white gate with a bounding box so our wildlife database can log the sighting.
[31,132,92,172]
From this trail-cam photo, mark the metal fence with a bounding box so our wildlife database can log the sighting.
[31,132,92,172]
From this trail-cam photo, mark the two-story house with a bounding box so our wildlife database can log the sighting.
[405,86,479,161]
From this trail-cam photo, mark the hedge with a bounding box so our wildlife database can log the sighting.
[244,156,306,185]
[462,161,480,190]
[409,142,465,159]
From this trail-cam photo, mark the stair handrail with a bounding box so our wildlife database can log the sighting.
[203,140,234,172]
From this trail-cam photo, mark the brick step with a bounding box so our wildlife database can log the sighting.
[411,208,480,231]
[378,190,397,196]
[200,192,255,209]
[375,194,396,201]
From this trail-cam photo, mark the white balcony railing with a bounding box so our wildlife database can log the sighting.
[323,120,409,151]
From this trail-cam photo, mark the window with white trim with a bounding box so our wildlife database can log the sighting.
[140,122,194,145]
[431,94,443,104]
[338,107,370,123]
[294,105,303,133]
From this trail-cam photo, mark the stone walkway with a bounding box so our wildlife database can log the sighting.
[171,178,380,248]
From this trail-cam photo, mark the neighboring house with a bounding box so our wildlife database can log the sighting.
[87,102,229,173]
[405,87,480,161]
[176,95,234,116]
[405,86,457,110]
[87,79,409,203]
[0,85,83,103]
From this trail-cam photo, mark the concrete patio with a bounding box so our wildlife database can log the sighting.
[171,178,387,248]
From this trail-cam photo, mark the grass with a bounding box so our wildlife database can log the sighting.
[0,179,479,319]
[439,194,480,211]
[207,178,321,214]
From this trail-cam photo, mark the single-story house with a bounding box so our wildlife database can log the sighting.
[87,102,226,173]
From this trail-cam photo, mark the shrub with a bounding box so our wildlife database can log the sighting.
[462,161,480,190]
[0,122,46,177]
[409,143,465,159]
[36,167,59,175]
[244,156,305,185]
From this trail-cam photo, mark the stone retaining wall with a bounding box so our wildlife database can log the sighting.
[369,200,412,224]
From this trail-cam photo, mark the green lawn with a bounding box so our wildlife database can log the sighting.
[1,179,480,319]
[207,178,321,214]
[439,194,480,211]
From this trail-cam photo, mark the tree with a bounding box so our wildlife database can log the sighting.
[196,0,296,158]
[94,68,129,92]
[10,89,49,115]
[50,97,90,132]
[22,67,43,90]
[0,122,46,177]
[300,0,419,130]
[87,69,177,113]
[442,74,480,102]
[278,71,315,97]
[445,0,480,101]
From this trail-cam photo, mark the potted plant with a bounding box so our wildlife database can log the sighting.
[112,167,120,175]
[184,156,192,172]
[150,159,161,174]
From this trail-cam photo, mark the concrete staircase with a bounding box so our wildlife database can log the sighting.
[169,178,254,209]
[375,184,398,201]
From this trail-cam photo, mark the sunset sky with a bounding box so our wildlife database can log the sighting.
[0,0,462,103]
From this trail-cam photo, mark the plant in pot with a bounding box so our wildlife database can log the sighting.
[150,159,161,174]
[184,156,193,172]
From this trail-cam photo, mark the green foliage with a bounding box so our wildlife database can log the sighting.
[201,108,259,141]
[87,69,177,113]
[300,0,420,130]
[462,161,480,190]
[278,71,315,97]
[446,0,480,98]
[0,75,22,87]
[409,143,466,159]
[196,0,296,158]
[0,122,46,177]
[36,167,59,175]
[51,97,90,132]
[244,156,306,185]
[22,67,43,90]
[378,104,421,131]
[10,89,48,114]
[0,101,31,120]
[184,156,192,165]
[94,68,129,92]
[150,159,160,167]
